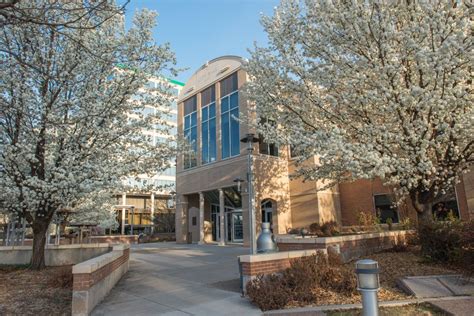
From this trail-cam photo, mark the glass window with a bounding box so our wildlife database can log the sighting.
[201,85,217,164]
[374,194,399,223]
[220,72,239,159]
[258,119,279,157]
[220,72,238,97]
[431,189,460,220]
[221,108,230,159]
[184,96,197,116]
[221,96,229,112]
[183,95,198,169]
[230,107,240,156]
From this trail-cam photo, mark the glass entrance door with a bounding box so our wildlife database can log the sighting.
[225,210,243,243]
[211,205,220,241]
[232,212,243,242]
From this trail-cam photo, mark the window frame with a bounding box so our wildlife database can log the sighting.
[201,86,217,165]
[183,96,198,169]
[372,193,399,224]
[220,89,240,159]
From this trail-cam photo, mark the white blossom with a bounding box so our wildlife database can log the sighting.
[245,0,473,219]
[0,0,177,265]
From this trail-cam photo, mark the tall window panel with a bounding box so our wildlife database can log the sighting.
[201,85,217,164]
[183,96,197,169]
[220,72,240,159]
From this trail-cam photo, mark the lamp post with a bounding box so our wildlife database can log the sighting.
[355,259,380,316]
[240,133,259,255]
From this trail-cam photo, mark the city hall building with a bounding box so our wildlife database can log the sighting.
[175,56,474,246]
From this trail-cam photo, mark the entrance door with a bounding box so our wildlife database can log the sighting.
[225,209,243,243]
[232,212,243,242]
[211,204,220,241]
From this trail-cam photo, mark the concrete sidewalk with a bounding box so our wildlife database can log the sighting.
[91,242,261,316]
[397,275,474,298]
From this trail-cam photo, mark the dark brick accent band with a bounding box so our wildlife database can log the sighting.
[73,249,129,291]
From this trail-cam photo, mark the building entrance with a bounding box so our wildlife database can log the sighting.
[211,205,243,243]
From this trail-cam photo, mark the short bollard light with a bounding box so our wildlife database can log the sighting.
[355,259,380,316]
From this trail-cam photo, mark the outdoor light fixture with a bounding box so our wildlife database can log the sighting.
[241,133,260,255]
[355,259,380,316]
[233,177,244,192]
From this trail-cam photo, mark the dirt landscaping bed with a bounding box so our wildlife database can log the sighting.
[300,247,462,307]
[0,265,72,315]
[248,246,464,311]
[368,246,464,299]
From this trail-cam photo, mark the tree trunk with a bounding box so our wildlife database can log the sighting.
[30,218,50,270]
[417,202,434,227]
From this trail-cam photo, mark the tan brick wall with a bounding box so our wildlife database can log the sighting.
[338,179,418,226]
[73,248,129,291]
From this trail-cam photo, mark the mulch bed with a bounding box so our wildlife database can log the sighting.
[288,246,463,308]
[0,265,73,316]
[370,246,463,299]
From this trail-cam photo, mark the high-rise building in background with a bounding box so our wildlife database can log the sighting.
[115,77,184,235]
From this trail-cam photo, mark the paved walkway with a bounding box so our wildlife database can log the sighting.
[92,242,261,316]
[397,275,474,298]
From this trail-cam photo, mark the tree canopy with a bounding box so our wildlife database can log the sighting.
[246,0,473,221]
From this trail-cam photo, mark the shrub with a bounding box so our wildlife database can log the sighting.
[399,217,413,230]
[246,252,357,311]
[386,217,393,230]
[458,220,474,276]
[418,219,464,263]
[357,211,379,229]
[321,221,340,237]
[246,274,291,311]
[287,227,300,234]
[308,222,323,236]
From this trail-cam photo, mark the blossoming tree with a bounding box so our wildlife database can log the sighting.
[0,1,177,269]
[246,1,473,225]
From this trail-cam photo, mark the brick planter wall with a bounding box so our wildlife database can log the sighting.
[239,249,325,294]
[72,244,130,316]
[276,230,414,262]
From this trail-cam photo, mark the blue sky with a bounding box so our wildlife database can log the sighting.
[123,0,279,84]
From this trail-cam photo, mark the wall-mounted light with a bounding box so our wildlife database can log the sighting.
[233,178,244,192]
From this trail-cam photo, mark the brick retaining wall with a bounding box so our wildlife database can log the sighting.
[72,244,130,315]
[239,250,324,293]
[276,230,413,262]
